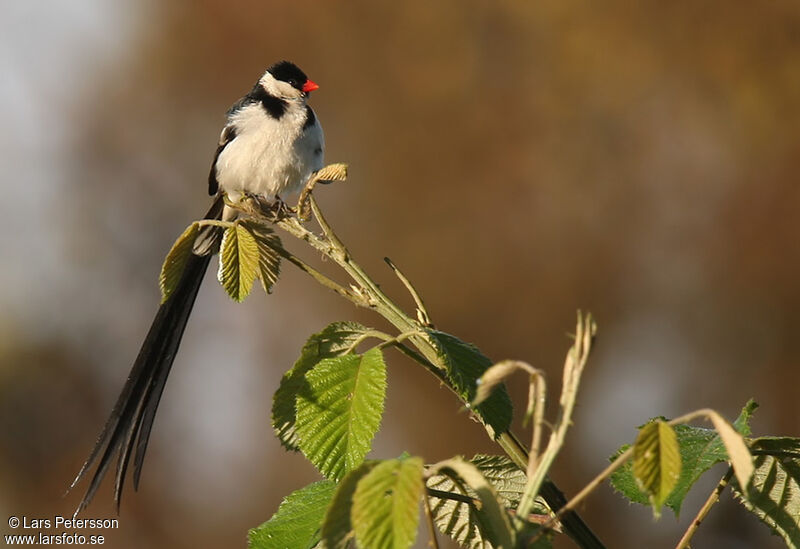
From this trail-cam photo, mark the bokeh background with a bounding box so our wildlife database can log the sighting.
[2,1,799,547]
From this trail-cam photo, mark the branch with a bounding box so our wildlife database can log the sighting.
[267,180,605,548]
[272,245,367,307]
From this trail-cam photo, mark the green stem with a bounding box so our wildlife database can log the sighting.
[343,330,395,355]
[384,256,432,326]
[272,245,367,307]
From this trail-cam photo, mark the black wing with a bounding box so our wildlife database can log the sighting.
[208,125,237,196]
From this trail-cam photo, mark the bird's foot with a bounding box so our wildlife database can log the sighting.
[267,196,295,221]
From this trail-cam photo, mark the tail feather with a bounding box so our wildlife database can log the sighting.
[132,254,208,488]
[71,197,224,515]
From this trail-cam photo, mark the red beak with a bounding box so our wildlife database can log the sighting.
[302,79,320,93]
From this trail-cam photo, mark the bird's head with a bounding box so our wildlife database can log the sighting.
[259,60,319,101]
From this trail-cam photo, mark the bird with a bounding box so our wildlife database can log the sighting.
[69,60,324,515]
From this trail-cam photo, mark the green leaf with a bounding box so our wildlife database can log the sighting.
[218,222,259,302]
[242,220,282,294]
[427,455,550,549]
[427,330,512,437]
[272,322,372,451]
[159,223,199,303]
[295,347,387,480]
[248,480,335,549]
[610,400,758,516]
[321,461,379,549]
[731,437,800,548]
[429,457,516,549]
[632,420,681,518]
[352,457,424,549]
[733,399,758,436]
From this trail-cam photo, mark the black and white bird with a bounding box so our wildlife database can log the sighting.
[70,61,324,514]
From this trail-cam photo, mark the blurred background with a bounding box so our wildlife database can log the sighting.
[2,1,799,547]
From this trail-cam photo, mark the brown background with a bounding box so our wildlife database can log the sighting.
[2,2,799,547]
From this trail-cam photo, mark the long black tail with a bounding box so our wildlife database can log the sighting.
[70,197,224,515]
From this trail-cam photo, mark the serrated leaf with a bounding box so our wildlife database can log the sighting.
[469,455,532,508]
[322,461,379,549]
[242,220,282,294]
[731,437,800,548]
[248,480,336,549]
[427,330,512,437]
[352,457,424,549]
[632,420,681,518]
[295,348,387,480]
[273,322,372,451]
[610,400,758,516]
[218,222,259,302]
[733,399,759,436]
[427,455,550,549]
[427,465,502,549]
[159,223,199,303]
[429,458,516,549]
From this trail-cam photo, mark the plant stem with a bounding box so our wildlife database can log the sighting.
[272,192,604,549]
[535,406,747,544]
[536,446,633,539]
[675,468,732,549]
[518,314,595,520]
[422,492,441,549]
[425,487,475,505]
[527,369,546,478]
[273,245,367,307]
[384,256,432,326]
[343,330,395,354]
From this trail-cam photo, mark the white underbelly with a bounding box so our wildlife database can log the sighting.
[216,135,301,200]
[215,103,324,202]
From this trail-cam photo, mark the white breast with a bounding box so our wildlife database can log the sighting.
[215,102,324,202]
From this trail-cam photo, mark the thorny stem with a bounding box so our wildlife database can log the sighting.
[675,468,733,549]
[268,188,605,548]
